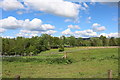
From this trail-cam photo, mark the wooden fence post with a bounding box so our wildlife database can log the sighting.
[15,75,20,80]
[108,70,112,80]
[64,52,67,59]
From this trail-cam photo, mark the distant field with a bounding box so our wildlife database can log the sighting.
[2,47,118,78]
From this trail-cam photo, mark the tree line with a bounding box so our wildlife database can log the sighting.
[1,34,119,56]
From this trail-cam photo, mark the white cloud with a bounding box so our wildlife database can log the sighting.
[1,16,57,37]
[19,30,39,34]
[75,29,98,37]
[16,11,24,15]
[16,29,38,37]
[64,16,81,23]
[99,32,119,38]
[40,24,55,31]
[1,36,14,38]
[22,18,42,30]
[68,25,80,29]
[83,2,89,8]
[16,32,38,38]
[62,28,73,35]
[65,0,119,2]
[92,23,106,32]
[22,18,55,31]
[93,26,106,32]
[0,28,6,33]
[0,0,24,11]
[16,29,57,37]
[91,0,119,2]
[23,0,80,18]
[88,16,91,20]
[90,0,118,7]
[0,16,55,31]
[0,0,88,19]
[108,33,119,38]
[41,30,57,34]
[64,19,72,22]
[92,23,100,27]
[0,16,23,29]
[16,10,32,15]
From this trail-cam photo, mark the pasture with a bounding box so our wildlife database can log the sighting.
[2,47,118,78]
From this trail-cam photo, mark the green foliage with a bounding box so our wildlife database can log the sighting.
[109,37,117,46]
[68,36,76,47]
[100,35,109,46]
[82,40,91,46]
[2,34,118,56]
[90,37,103,46]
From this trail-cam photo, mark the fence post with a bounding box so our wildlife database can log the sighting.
[108,70,112,80]
[15,75,20,80]
[64,52,67,59]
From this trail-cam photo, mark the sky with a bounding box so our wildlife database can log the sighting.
[0,0,119,38]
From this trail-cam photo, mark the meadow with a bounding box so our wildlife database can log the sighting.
[2,47,118,78]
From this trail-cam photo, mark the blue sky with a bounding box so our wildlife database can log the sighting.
[0,0,118,38]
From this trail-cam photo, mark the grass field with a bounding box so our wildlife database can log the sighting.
[2,47,118,78]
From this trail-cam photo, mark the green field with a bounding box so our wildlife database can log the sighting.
[2,47,118,78]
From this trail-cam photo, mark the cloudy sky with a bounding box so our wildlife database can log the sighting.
[0,0,118,38]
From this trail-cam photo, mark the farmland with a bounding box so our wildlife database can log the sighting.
[2,47,118,78]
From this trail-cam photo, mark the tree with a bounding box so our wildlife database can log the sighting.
[68,36,76,47]
[109,37,117,46]
[2,34,118,56]
[76,37,83,46]
[116,38,120,46]
[41,34,52,50]
[82,40,91,46]
[90,37,103,46]
[100,35,109,46]
[2,38,10,55]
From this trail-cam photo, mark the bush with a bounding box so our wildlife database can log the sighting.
[59,45,64,52]
[59,48,64,52]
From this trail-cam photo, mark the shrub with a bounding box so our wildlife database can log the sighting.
[59,45,64,52]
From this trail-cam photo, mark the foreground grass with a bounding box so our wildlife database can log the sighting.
[2,47,118,78]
